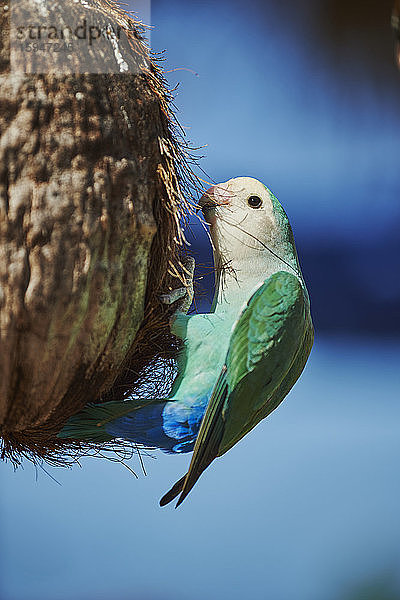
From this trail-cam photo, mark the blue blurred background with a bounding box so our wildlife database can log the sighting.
[1,1,400,599]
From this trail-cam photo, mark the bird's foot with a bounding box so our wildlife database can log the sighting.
[160,255,195,315]
[160,287,188,305]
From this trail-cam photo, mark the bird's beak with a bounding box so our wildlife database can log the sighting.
[197,185,217,225]
[197,184,231,225]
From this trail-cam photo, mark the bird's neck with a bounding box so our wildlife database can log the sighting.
[212,252,301,312]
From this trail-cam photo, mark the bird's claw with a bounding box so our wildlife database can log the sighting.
[160,287,188,305]
[160,255,195,314]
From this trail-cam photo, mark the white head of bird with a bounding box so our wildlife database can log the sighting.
[199,177,301,303]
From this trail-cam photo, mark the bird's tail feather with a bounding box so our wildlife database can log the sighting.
[58,398,164,442]
[159,474,187,506]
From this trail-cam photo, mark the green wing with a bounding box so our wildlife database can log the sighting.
[160,271,313,507]
[227,271,308,390]
[220,270,313,452]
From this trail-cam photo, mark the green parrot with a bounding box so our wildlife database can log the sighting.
[59,177,314,508]
[160,176,313,506]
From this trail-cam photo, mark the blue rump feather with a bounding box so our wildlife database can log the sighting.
[105,397,208,454]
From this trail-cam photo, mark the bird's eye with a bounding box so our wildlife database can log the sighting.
[247,195,262,209]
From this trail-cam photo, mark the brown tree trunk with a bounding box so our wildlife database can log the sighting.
[0,0,194,456]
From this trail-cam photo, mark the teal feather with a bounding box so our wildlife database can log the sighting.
[58,398,161,443]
